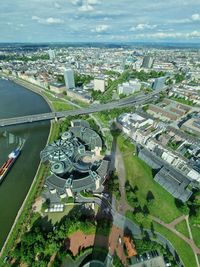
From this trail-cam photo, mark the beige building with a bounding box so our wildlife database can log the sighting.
[181,117,200,136]
[49,82,66,94]
[94,77,105,92]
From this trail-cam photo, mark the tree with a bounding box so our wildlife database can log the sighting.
[174,198,189,215]
[74,73,93,87]
[133,185,139,193]
[150,222,156,237]
[143,230,150,241]
[174,73,185,83]
[140,223,144,235]
[146,191,155,202]
[143,205,149,216]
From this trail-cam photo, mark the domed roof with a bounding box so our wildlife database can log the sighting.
[51,162,66,174]
[41,139,74,162]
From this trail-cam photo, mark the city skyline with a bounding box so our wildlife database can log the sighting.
[1,0,200,43]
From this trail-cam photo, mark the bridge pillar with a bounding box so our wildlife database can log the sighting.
[55,116,58,122]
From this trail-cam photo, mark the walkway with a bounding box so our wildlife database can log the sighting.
[115,145,127,215]
[151,215,200,267]
[167,215,186,228]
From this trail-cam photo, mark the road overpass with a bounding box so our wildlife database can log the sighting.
[0,92,158,127]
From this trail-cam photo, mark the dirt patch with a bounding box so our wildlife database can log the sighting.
[68,226,127,266]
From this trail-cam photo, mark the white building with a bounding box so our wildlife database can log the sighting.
[48,49,56,61]
[187,169,200,182]
[64,68,75,90]
[94,77,105,92]
[118,80,141,96]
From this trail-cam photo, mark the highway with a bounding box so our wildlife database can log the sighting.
[0,91,158,127]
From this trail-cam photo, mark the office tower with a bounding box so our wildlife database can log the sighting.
[64,68,75,90]
[48,49,56,60]
[142,55,154,69]
[120,57,126,71]
[152,77,166,90]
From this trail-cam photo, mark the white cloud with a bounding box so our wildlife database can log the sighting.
[130,23,157,31]
[70,0,82,5]
[191,14,200,21]
[46,17,64,24]
[32,16,64,25]
[91,24,109,33]
[189,30,200,37]
[167,18,191,24]
[71,0,100,12]
[133,30,200,39]
[78,4,94,12]
[168,14,200,24]
[54,2,61,9]
[87,0,101,4]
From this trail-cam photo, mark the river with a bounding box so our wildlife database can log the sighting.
[0,79,50,250]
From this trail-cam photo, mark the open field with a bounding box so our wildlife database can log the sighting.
[190,223,200,249]
[117,134,197,267]
[117,135,181,224]
[175,220,190,239]
[51,100,75,111]
[154,222,196,267]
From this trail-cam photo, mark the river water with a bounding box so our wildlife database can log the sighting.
[0,79,50,250]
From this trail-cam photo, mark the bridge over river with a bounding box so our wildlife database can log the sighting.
[0,92,158,127]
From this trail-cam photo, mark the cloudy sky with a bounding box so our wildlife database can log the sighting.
[1,0,200,43]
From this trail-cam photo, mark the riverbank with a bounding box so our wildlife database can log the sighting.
[0,77,56,262]
[0,122,53,260]
[10,77,54,111]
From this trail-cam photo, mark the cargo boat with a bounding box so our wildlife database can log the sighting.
[0,147,21,184]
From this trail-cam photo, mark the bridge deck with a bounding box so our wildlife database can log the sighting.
[0,93,156,127]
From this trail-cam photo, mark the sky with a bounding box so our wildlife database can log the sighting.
[1,0,200,43]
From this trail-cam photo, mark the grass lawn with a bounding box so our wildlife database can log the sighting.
[52,101,75,111]
[190,223,200,248]
[170,96,194,106]
[47,205,74,224]
[117,134,196,267]
[117,134,135,154]
[48,122,61,143]
[43,91,58,101]
[175,220,190,239]
[94,113,110,128]
[117,135,181,224]
[154,222,196,267]
[63,95,90,108]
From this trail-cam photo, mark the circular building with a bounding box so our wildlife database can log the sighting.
[41,120,109,200]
